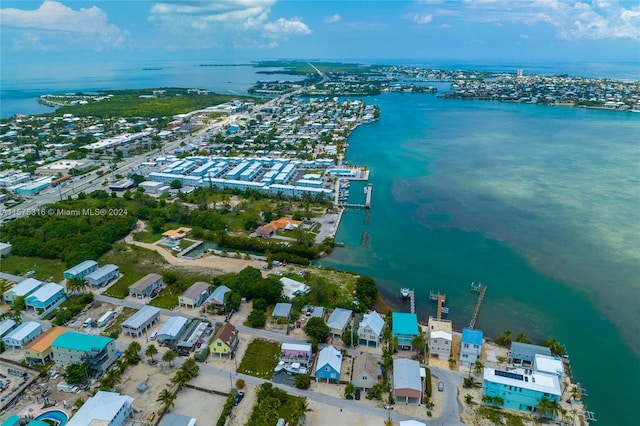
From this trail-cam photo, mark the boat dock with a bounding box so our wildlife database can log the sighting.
[429,290,449,319]
[469,282,487,329]
[339,183,372,209]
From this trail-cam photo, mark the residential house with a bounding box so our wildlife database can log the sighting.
[427,317,452,359]
[482,367,561,415]
[272,303,292,322]
[179,282,211,309]
[315,345,342,383]
[327,308,352,337]
[3,278,43,304]
[255,225,275,238]
[393,358,422,404]
[357,311,385,348]
[63,260,98,280]
[156,316,189,344]
[66,391,134,426]
[162,227,192,240]
[52,332,117,375]
[509,342,552,367]
[85,264,119,288]
[351,352,381,391]
[280,277,310,300]
[460,328,483,367]
[23,327,67,364]
[121,306,160,338]
[2,321,42,349]
[280,342,312,367]
[204,285,231,307]
[160,413,198,426]
[128,273,163,298]
[392,312,419,350]
[0,318,17,338]
[24,283,66,315]
[533,354,564,379]
[209,323,239,357]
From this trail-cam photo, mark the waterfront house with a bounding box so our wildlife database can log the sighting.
[209,322,239,357]
[179,281,211,309]
[2,321,42,349]
[482,367,561,415]
[128,273,163,298]
[52,332,117,375]
[427,317,452,359]
[63,260,98,280]
[351,352,381,391]
[24,283,66,315]
[23,327,67,365]
[357,311,385,348]
[315,345,342,383]
[509,342,552,367]
[66,391,134,426]
[393,358,422,404]
[460,328,484,367]
[85,264,119,288]
[392,312,419,350]
[327,308,352,337]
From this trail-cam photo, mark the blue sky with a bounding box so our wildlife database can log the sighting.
[1,0,639,65]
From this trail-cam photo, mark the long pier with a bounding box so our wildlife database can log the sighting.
[408,289,416,314]
[429,290,449,319]
[469,282,487,329]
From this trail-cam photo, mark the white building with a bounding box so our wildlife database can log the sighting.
[67,391,134,426]
[357,311,385,348]
[121,306,160,338]
[2,321,42,349]
[3,278,43,304]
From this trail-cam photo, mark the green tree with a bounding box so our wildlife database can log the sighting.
[162,349,178,368]
[294,373,311,390]
[157,389,176,413]
[344,382,355,399]
[11,296,26,312]
[464,394,475,405]
[495,329,512,347]
[514,332,531,344]
[304,316,330,342]
[65,362,88,385]
[170,179,182,189]
[473,360,484,375]
[412,332,426,360]
[66,277,88,294]
[342,324,352,347]
[354,275,378,310]
[145,344,158,363]
[247,309,266,328]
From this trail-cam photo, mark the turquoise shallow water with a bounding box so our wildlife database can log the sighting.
[321,93,640,425]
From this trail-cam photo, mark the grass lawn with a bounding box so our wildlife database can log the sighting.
[149,292,178,309]
[237,339,280,379]
[278,394,306,425]
[0,256,65,282]
[100,243,168,299]
[133,230,164,243]
[179,239,196,250]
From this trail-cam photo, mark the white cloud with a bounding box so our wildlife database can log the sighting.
[0,0,126,49]
[405,12,434,25]
[263,17,311,38]
[324,13,342,24]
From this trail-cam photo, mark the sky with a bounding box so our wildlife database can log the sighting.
[1,0,639,65]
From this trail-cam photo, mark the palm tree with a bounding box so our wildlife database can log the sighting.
[536,396,554,418]
[293,398,312,426]
[162,349,177,368]
[411,333,426,361]
[66,277,88,294]
[145,344,158,363]
[570,385,581,401]
[473,360,484,375]
[156,389,176,414]
[171,369,191,391]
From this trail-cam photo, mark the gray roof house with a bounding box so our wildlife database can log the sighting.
[351,352,381,391]
[85,264,119,287]
[509,342,552,366]
[327,308,352,337]
[204,285,231,306]
[178,282,211,309]
[129,273,163,298]
[273,302,292,320]
[357,311,385,347]
[121,306,160,338]
[157,316,189,344]
[393,358,422,404]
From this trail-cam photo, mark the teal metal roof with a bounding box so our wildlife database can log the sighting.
[52,331,113,351]
[392,312,419,336]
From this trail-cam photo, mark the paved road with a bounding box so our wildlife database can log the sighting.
[98,295,465,424]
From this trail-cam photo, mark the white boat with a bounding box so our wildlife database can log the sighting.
[401,288,410,298]
[274,361,285,373]
[285,362,305,375]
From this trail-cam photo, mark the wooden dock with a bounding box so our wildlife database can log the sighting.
[469,282,487,329]
[408,289,416,314]
[430,290,449,319]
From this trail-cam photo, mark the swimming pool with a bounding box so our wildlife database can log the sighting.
[35,409,69,425]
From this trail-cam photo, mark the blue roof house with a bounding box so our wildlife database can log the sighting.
[85,264,119,287]
[64,260,98,280]
[460,328,484,367]
[25,283,66,315]
[205,285,231,306]
[392,312,419,350]
[315,345,342,383]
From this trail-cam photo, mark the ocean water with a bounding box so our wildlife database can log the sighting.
[321,92,640,425]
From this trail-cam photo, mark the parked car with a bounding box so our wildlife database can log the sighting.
[438,381,444,392]
[355,389,361,400]
[233,391,245,406]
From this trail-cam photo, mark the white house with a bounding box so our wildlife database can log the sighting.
[67,391,134,426]
[357,311,385,347]
[121,306,160,337]
[326,308,352,337]
[3,278,43,304]
[427,317,452,359]
[2,321,42,349]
